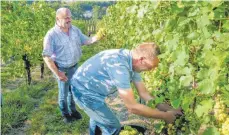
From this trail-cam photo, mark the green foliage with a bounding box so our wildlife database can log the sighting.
[72,20,87,34]
[1,61,25,83]
[203,127,220,135]
[68,2,84,20]
[153,122,165,133]
[195,99,213,117]
[1,81,52,134]
[1,1,55,78]
[68,1,115,20]
[79,42,105,66]
[100,1,229,134]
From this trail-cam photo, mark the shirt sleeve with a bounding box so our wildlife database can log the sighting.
[106,59,131,89]
[132,72,142,82]
[42,32,54,57]
[77,29,89,45]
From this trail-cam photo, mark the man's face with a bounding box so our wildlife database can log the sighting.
[133,57,159,72]
[56,10,72,29]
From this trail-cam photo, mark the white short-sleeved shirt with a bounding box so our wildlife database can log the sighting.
[42,24,89,68]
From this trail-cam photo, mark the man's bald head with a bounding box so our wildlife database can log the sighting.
[56,8,71,17]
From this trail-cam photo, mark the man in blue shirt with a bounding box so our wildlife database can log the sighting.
[71,42,182,135]
[42,8,103,123]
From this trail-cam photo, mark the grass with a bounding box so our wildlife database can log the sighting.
[27,86,89,135]
[1,81,54,134]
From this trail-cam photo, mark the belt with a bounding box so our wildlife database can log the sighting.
[55,62,77,69]
[67,63,77,68]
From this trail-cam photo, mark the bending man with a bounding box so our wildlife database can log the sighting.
[71,42,182,134]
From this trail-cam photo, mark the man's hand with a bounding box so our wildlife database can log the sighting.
[156,103,183,115]
[57,71,68,82]
[168,108,183,116]
[156,103,173,112]
[164,111,177,123]
[85,28,106,44]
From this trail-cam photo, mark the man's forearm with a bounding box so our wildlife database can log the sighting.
[134,81,155,102]
[43,56,59,76]
[156,103,173,112]
[129,103,166,120]
[140,91,155,102]
[84,36,98,45]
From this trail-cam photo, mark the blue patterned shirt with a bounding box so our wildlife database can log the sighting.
[42,24,89,68]
[71,49,142,108]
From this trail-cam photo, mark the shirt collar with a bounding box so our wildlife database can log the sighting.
[54,23,72,33]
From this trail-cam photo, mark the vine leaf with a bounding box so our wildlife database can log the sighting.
[195,99,213,117]
[203,127,220,135]
[198,79,215,94]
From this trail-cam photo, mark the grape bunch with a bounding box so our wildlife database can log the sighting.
[214,94,229,135]
[166,116,189,135]
[167,124,175,135]
[119,126,143,135]
[214,95,227,122]
[96,28,106,40]
[221,117,229,135]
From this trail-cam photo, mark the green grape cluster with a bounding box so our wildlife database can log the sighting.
[143,71,163,91]
[214,94,229,135]
[221,117,229,135]
[174,116,187,132]
[184,111,201,133]
[119,126,143,135]
[96,28,106,40]
[214,95,227,122]
[167,124,176,135]
[164,112,196,134]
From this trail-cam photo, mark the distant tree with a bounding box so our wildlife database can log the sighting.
[68,2,84,20]
[67,1,115,20]
[92,5,100,21]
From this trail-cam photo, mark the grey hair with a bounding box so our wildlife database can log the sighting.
[135,42,161,58]
[56,7,70,17]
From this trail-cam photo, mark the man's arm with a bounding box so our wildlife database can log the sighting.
[83,35,100,45]
[83,28,105,45]
[133,81,154,101]
[118,88,176,123]
[43,56,67,82]
[133,81,182,113]
[42,32,67,82]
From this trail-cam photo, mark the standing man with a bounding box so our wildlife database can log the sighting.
[42,8,103,123]
[71,42,182,135]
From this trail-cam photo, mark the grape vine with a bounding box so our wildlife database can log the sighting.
[99,1,229,134]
